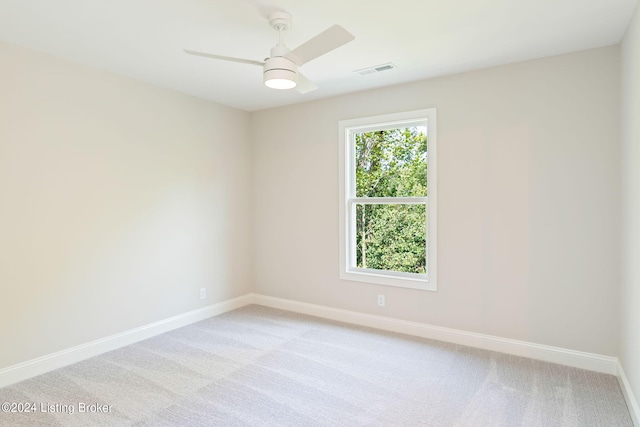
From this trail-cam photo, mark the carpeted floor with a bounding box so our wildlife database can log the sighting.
[0,305,633,426]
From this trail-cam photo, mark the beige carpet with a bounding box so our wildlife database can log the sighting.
[0,305,633,426]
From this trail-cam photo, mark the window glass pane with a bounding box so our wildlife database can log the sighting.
[355,204,426,274]
[355,127,427,197]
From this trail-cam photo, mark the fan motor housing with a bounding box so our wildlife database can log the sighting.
[263,56,298,89]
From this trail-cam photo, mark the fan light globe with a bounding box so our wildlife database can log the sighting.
[263,57,297,90]
[265,77,297,89]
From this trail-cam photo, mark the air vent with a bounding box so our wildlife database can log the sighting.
[354,63,396,76]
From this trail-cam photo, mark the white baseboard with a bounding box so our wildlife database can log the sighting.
[0,294,253,389]
[250,294,619,375]
[0,291,627,409]
[618,362,640,426]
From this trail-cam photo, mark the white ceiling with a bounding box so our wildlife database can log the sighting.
[0,0,637,112]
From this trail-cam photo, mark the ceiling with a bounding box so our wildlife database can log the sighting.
[0,0,637,112]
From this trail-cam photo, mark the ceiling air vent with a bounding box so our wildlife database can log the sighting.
[355,63,396,76]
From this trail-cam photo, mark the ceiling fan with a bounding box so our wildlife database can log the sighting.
[184,11,355,93]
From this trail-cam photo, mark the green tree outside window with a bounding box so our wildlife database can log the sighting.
[354,127,427,274]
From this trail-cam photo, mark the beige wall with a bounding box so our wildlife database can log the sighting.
[0,41,252,369]
[621,1,640,412]
[0,37,625,373]
[251,46,621,356]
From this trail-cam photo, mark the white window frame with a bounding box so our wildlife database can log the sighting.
[338,108,437,291]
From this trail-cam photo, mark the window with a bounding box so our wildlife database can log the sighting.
[339,109,437,290]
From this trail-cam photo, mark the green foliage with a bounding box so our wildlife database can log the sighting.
[355,127,427,274]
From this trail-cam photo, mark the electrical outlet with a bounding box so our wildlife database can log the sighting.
[200,288,206,300]
[377,294,385,307]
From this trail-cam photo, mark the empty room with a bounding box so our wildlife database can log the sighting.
[1,0,639,425]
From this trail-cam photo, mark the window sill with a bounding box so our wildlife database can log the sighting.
[340,268,436,291]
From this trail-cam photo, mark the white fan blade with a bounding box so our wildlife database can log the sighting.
[184,49,264,66]
[296,71,318,94]
[289,25,354,66]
